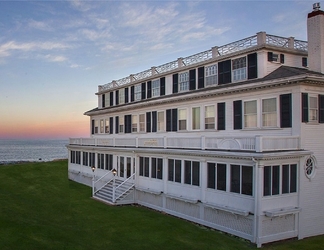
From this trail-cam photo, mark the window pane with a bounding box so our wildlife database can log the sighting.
[132,115,138,132]
[184,160,191,184]
[290,164,297,193]
[151,158,157,178]
[157,158,163,180]
[282,164,289,194]
[192,107,200,130]
[179,109,187,130]
[120,156,124,177]
[144,157,149,177]
[192,161,200,186]
[207,163,216,189]
[158,111,164,131]
[264,166,271,196]
[168,159,174,181]
[175,160,181,183]
[244,100,257,128]
[230,165,240,193]
[217,163,226,191]
[242,166,253,195]
[272,165,280,195]
[262,98,277,127]
[205,106,215,129]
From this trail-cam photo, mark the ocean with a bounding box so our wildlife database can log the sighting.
[0,139,69,164]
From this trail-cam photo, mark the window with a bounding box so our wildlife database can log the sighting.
[100,119,104,133]
[168,159,181,183]
[152,79,160,97]
[105,119,110,133]
[119,88,125,105]
[205,64,217,86]
[89,152,95,167]
[135,84,141,101]
[244,100,257,128]
[178,109,187,130]
[94,120,99,134]
[309,95,318,122]
[139,114,145,132]
[179,72,189,92]
[166,109,178,132]
[105,94,110,107]
[230,165,253,196]
[119,116,124,133]
[70,151,75,163]
[151,158,163,180]
[192,107,200,130]
[157,111,164,132]
[132,115,138,133]
[120,156,124,177]
[262,98,277,127]
[98,153,105,169]
[105,154,113,170]
[184,161,200,186]
[207,163,227,191]
[302,57,308,67]
[205,105,215,129]
[264,164,297,196]
[232,57,247,82]
[83,152,88,166]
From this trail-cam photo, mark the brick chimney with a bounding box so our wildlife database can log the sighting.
[307,3,324,73]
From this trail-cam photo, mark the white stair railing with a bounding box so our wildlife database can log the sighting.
[114,173,136,202]
[93,169,114,196]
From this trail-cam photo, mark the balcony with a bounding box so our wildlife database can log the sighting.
[69,135,300,153]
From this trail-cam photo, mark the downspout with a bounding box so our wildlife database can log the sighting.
[252,157,260,247]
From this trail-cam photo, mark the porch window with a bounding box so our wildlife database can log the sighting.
[264,165,280,196]
[184,160,200,186]
[168,159,181,183]
[139,157,150,177]
[244,100,257,128]
[205,64,217,86]
[232,56,247,82]
[262,98,277,127]
[89,153,95,167]
[132,115,138,133]
[282,164,297,194]
[83,152,88,166]
[151,158,163,180]
[179,72,189,92]
[178,109,187,131]
[152,79,160,97]
[192,107,200,130]
[230,165,253,196]
[207,163,226,191]
[135,84,141,101]
[98,153,105,169]
[105,154,113,170]
[205,105,215,129]
[70,151,75,164]
[120,156,124,178]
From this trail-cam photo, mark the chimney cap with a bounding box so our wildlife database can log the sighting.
[313,2,320,11]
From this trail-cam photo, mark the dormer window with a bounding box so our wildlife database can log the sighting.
[205,64,218,86]
[232,57,247,82]
[135,84,141,101]
[179,72,189,92]
[119,89,125,105]
[268,52,285,63]
[152,79,160,97]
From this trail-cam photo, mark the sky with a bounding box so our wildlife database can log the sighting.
[0,0,320,140]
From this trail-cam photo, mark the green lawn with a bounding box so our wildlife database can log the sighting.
[0,161,323,250]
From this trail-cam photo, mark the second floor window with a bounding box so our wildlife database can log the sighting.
[139,114,145,132]
[158,111,164,132]
[178,109,187,130]
[119,116,124,133]
[132,115,138,132]
[309,95,318,122]
[192,107,200,130]
[179,72,189,92]
[205,105,215,129]
[244,100,257,128]
[105,119,109,133]
[262,98,277,127]
[232,57,247,82]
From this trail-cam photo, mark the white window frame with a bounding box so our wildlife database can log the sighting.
[179,72,189,92]
[262,97,278,127]
[152,79,160,97]
[205,64,218,86]
[135,84,141,101]
[232,56,247,82]
[309,95,318,122]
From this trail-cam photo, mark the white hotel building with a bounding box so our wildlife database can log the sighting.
[68,4,324,247]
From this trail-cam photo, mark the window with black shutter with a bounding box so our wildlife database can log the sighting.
[172,109,178,131]
[280,94,292,128]
[189,69,196,90]
[125,88,129,103]
[218,60,231,85]
[141,82,146,100]
[147,81,152,99]
[115,116,119,134]
[109,117,114,134]
[152,111,157,132]
[198,67,204,89]
[217,102,226,130]
[173,74,178,93]
[166,109,178,131]
[115,90,119,105]
[247,53,258,80]
[233,100,242,129]
[91,119,95,134]
[102,94,105,108]
[302,93,309,123]
[319,95,324,123]
[160,77,165,96]
[146,112,151,132]
[131,86,135,102]
[110,92,114,106]
[124,115,132,133]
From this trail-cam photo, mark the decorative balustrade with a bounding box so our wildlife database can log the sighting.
[69,135,300,153]
[97,32,308,92]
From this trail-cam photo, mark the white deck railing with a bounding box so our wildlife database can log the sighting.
[69,135,300,153]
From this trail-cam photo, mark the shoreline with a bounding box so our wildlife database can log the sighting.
[0,158,67,166]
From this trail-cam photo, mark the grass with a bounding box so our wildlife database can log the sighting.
[0,161,323,250]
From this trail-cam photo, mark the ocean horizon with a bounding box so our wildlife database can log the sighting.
[0,139,69,164]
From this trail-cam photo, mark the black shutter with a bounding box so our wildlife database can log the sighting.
[280,54,285,64]
[115,116,119,134]
[233,100,242,129]
[152,111,157,132]
[280,94,292,128]
[248,53,258,80]
[198,67,204,89]
[110,92,114,106]
[166,109,171,132]
[172,108,178,131]
[189,69,196,90]
[302,93,309,123]
[160,77,165,96]
[131,86,135,102]
[109,117,114,134]
[319,95,324,123]
[141,82,146,100]
[102,94,105,108]
[125,115,131,133]
[147,81,152,99]
[146,112,151,132]
[91,119,95,134]
[125,88,129,103]
[173,74,178,93]
[268,52,273,61]
[217,102,226,130]
[115,90,119,105]
[218,60,231,85]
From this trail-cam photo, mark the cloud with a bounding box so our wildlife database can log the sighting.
[27,19,51,31]
[44,54,67,62]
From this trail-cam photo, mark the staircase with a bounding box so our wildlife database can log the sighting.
[93,178,135,205]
